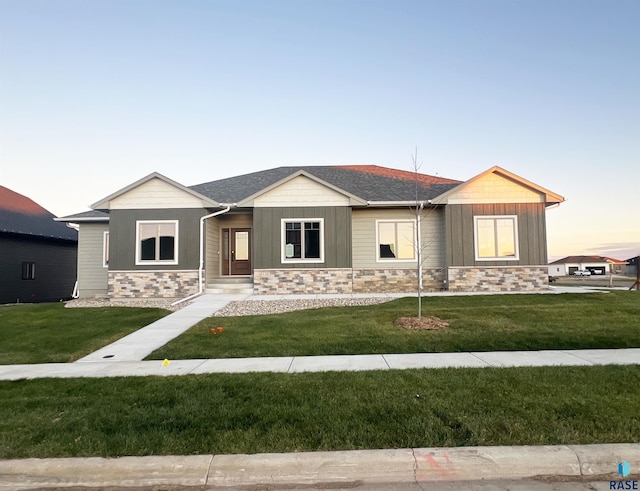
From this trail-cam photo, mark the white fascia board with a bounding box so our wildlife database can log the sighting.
[54,216,110,222]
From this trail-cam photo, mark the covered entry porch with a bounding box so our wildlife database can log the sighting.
[205,212,254,293]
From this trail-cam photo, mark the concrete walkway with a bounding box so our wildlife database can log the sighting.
[75,293,251,362]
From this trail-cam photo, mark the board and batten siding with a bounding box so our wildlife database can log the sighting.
[109,209,205,270]
[352,208,445,269]
[109,178,207,209]
[253,175,351,207]
[445,203,548,267]
[253,207,351,269]
[77,222,109,297]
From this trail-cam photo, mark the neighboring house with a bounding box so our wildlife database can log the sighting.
[0,186,78,304]
[548,255,628,276]
[57,165,564,299]
[624,256,638,277]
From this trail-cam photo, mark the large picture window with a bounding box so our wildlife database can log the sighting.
[282,219,324,263]
[136,220,178,265]
[474,216,519,260]
[377,220,415,261]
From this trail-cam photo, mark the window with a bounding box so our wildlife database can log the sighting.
[377,220,416,261]
[474,216,519,260]
[282,219,324,262]
[22,262,36,280]
[136,220,178,265]
[103,231,110,268]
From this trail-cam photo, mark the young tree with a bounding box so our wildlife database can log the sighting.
[410,148,435,319]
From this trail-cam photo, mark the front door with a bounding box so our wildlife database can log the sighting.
[222,228,252,275]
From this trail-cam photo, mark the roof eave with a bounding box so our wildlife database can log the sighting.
[54,216,110,223]
[366,200,437,207]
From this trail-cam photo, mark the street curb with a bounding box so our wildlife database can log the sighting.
[0,444,638,489]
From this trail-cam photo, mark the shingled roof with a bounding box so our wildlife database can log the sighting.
[189,165,463,204]
[0,185,78,241]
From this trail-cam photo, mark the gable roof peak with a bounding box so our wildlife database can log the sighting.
[91,172,220,210]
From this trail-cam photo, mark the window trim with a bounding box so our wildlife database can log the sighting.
[135,220,179,265]
[473,215,520,261]
[103,231,110,268]
[281,218,325,264]
[376,219,417,263]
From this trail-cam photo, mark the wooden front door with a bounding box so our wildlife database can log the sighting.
[222,228,252,275]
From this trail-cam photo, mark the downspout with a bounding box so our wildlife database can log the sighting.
[171,205,232,306]
[66,223,81,299]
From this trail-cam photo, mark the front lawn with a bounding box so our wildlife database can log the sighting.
[0,303,169,364]
[1,365,638,458]
[148,292,640,360]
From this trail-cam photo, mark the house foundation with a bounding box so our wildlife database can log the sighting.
[446,266,548,292]
[253,269,353,294]
[352,268,445,293]
[108,270,200,298]
[253,268,447,294]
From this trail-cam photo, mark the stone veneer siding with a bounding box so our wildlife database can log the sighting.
[253,268,446,294]
[108,270,199,298]
[254,269,353,295]
[352,268,445,293]
[447,266,548,292]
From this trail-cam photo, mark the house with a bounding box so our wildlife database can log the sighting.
[626,256,638,278]
[0,186,78,304]
[57,165,564,299]
[548,256,629,276]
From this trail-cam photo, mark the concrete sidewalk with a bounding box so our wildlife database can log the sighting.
[1,444,638,490]
[1,348,638,380]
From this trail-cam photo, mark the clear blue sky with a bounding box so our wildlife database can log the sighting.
[1,0,638,260]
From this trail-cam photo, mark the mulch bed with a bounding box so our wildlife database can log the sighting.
[394,316,449,330]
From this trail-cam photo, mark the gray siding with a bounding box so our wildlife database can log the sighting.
[109,209,205,270]
[77,223,109,297]
[253,207,351,269]
[0,234,77,303]
[444,203,548,267]
[352,208,445,269]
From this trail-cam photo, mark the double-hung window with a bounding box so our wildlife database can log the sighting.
[282,219,324,263]
[136,220,179,265]
[377,220,416,261]
[474,215,519,260]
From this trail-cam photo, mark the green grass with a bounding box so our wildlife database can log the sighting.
[148,292,640,360]
[1,365,638,458]
[0,303,169,364]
